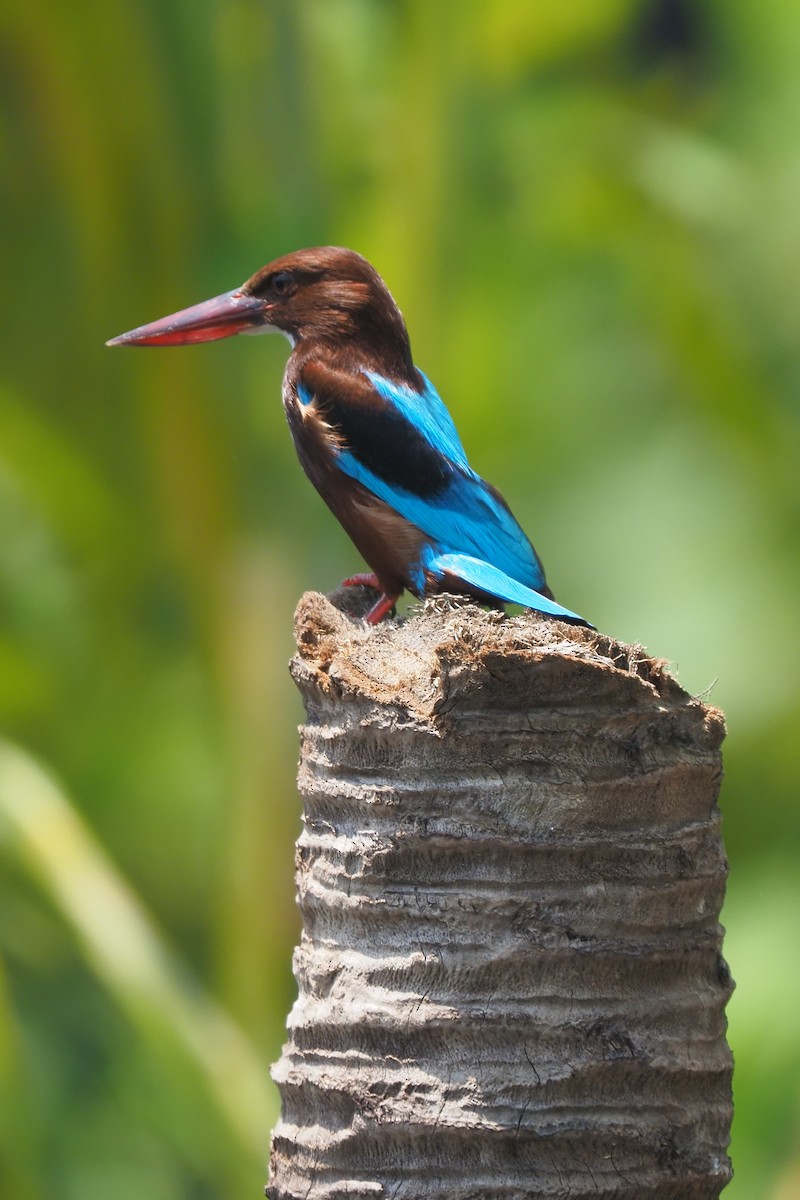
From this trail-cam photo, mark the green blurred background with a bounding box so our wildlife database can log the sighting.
[1,1,798,1196]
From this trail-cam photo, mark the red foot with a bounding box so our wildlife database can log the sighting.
[342,573,380,590]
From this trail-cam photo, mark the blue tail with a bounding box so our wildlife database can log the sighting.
[427,551,594,627]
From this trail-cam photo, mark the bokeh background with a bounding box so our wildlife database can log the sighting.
[1,1,799,1197]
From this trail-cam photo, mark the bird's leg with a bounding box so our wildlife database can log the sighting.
[364,591,400,625]
[341,573,381,590]
[340,574,398,624]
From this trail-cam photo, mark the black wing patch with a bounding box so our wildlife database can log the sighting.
[300,362,451,499]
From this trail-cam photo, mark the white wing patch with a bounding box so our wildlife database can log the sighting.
[295,384,345,450]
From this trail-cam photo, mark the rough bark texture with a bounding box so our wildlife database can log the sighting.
[267,589,733,1200]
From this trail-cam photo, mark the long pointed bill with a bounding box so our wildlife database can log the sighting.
[106,288,268,347]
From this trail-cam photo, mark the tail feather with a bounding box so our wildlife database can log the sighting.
[428,551,594,628]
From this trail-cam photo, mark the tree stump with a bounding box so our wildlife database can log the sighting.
[267,590,733,1199]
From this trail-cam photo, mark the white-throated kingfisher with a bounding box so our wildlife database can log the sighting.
[108,247,592,628]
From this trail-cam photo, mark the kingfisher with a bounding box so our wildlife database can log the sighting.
[107,247,592,628]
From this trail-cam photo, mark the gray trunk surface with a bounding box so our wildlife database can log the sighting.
[267,590,733,1199]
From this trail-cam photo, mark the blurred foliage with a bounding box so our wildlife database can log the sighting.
[0,0,798,1196]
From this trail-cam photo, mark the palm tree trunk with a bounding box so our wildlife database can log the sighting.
[267,591,733,1199]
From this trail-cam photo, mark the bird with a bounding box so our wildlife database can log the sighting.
[107,247,593,628]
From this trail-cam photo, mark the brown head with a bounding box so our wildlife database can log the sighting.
[107,247,414,376]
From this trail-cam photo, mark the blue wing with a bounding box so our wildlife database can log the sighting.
[295,362,591,624]
[336,445,547,591]
[335,370,548,594]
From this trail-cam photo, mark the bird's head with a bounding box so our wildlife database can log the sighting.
[107,247,413,371]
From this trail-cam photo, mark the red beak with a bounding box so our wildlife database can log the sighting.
[106,287,268,347]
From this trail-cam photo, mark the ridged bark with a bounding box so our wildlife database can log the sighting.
[267,590,733,1200]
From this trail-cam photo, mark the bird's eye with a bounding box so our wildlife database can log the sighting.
[271,270,294,297]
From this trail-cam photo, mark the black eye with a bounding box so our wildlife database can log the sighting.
[271,270,294,297]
